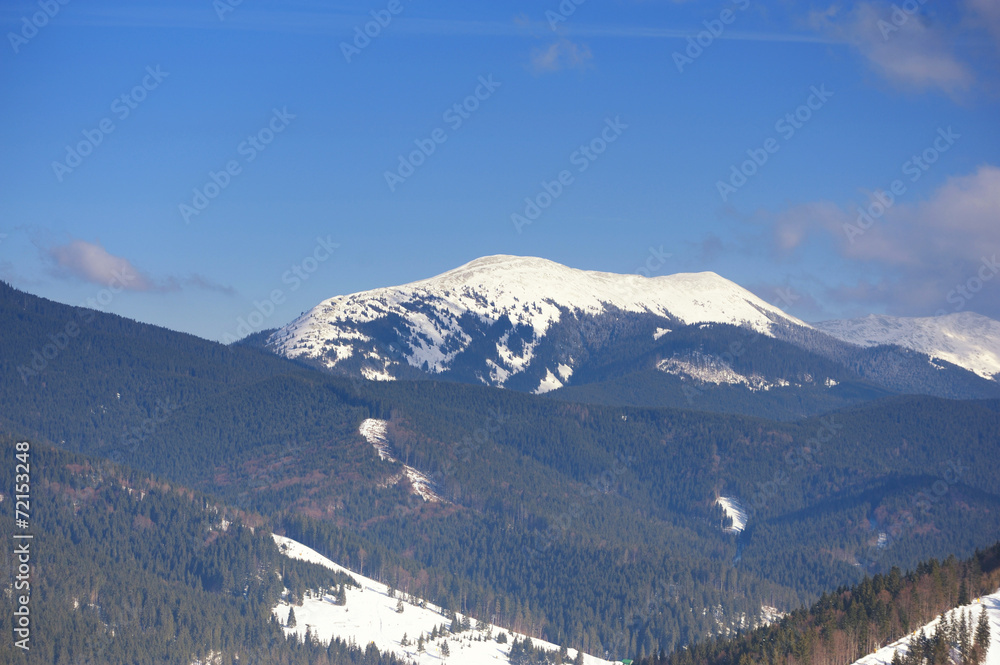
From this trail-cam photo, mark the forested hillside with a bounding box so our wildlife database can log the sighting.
[636,543,1000,665]
[3,282,1000,659]
[0,438,403,665]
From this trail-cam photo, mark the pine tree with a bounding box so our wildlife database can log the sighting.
[441,640,451,657]
[960,610,972,665]
[401,633,409,647]
[287,607,297,628]
[418,635,425,653]
[975,608,991,665]
[574,648,585,665]
[396,599,404,614]
[959,580,971,606]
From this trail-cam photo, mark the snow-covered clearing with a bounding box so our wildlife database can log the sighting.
[359,419,440,502]
[716,497,748,533]
[850,589,1000,665]
[272,535,615,665]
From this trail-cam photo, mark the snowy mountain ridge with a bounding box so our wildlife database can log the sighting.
[266,255,810,393]
[816,312,1000,382]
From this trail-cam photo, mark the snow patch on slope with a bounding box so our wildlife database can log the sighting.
[716,497,748,533]
[272,535,614,665]
[816,312,1000,381]
[534,369,564,394]
[657,353,788,391]
[359,419,440,502]
[850,589,1000,665]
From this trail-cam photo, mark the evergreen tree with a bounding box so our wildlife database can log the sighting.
[441,640,451,657]
[959,580,971,606]
[975,608,991,665]
[287,607,297,629]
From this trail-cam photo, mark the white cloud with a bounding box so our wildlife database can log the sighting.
[769,165,1000,316]
[42,238,234,294]
[811,2,973,96]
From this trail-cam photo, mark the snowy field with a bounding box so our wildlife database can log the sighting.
[272,535,616,665]
[850,589,1000,665]
[716,496,748,533]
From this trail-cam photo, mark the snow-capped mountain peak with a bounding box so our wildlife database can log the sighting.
[266,255,809,392]
[815,311,1000,381]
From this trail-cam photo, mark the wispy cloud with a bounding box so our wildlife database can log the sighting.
[42,238,234,295]
[810,2,973,96]
[768,165,1000,316]
[966,0,1000,43]
[0,3,835,44]
[530,38,593,74]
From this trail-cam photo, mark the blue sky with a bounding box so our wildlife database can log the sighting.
[2,0,999,341]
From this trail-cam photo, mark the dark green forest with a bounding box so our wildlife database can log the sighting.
[3,281,1000,660]
[0,439,406,664]
[638,542,1000,665]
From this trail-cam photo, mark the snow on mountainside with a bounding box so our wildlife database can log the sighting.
[267,255,809,392]
[359,418,440,502]
[271,534,614,665]
[715,496,748,533]
[849,589,1000,665]
[815,312,1000,382]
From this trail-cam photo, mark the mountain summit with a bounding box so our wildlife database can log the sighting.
[266,255,808,392]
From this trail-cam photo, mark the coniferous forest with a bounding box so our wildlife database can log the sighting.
[2,281,1000,662]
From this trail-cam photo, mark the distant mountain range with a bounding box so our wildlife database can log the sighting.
[260,255,1000,418]
[815,311,1000,381]
[4,275,1000,663]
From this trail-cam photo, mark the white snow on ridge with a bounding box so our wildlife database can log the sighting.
[716,497,748,533]
[534,369,564,394]
[657,353,788,391]
[359,419,392,460]
[268,255,810,385]
[850,589,1000,665]
[272,535,615,665]
[815,312,1000,381]
[359,419,441,502]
